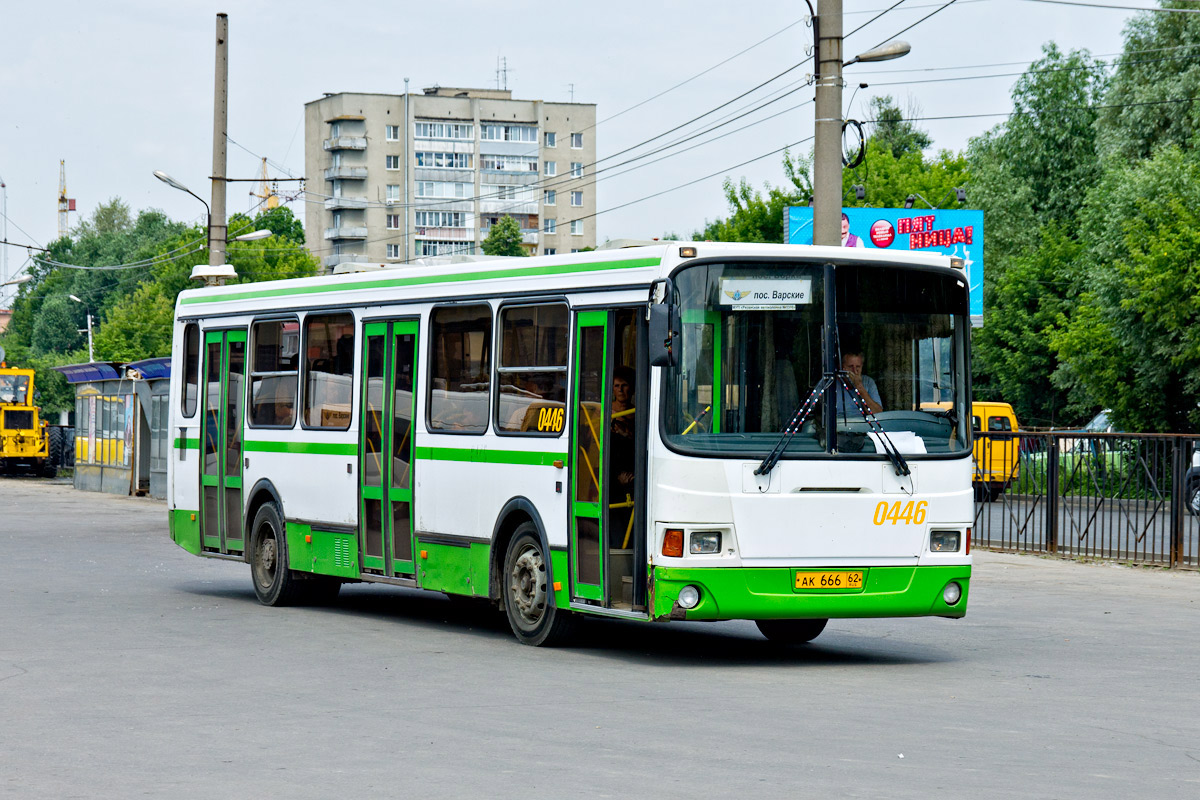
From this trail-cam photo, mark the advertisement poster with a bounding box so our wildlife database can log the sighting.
[786,207,983,325]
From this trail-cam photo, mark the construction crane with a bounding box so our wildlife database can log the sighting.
[57,160,76,239]
[250,157,280,212]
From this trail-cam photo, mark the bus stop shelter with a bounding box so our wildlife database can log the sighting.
[53,358,171,498]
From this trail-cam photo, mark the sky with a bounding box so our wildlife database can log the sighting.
[0,0,1145,291]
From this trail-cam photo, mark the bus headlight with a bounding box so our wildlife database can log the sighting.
[689,531,721,554]
[678,585,701,609]
[943,582,962,605]
[930,530,961,552]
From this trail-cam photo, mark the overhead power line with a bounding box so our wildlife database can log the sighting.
[863,0,961,51]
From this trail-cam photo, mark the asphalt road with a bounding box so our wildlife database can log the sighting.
[2,478,1199,799]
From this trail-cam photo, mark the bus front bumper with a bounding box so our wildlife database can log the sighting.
[651,564,971,621]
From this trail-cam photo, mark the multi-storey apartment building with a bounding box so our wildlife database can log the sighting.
[304,88,597,270]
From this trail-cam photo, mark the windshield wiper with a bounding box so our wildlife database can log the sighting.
[836,372,910,477]
[755,374,833,476]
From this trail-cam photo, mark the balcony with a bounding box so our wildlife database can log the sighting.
[522,230,539,245]
[324,166,368,180]
[414,226,473,242]
[324,136,367,151]
[324,196,368,211]
[323,254,367,268]
[324,226,369,240]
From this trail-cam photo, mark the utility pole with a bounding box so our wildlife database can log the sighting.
[812,0,843,247]
[210,13,229,267]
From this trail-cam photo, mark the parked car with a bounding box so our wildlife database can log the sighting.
[1187,449,1200,516]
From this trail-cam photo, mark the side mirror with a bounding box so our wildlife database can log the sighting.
[647,279,677,367]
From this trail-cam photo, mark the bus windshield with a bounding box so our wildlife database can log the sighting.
[662,260,970,459]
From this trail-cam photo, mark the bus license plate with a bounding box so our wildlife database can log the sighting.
[795,571,863,590]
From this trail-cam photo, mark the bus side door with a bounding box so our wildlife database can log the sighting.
[359,319,418,578]
[200,328,246,554]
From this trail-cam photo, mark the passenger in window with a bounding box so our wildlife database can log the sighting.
[837,351,883,415]
[608,366,636,541]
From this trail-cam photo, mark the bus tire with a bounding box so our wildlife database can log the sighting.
[250,502,302,607]
[502,523,574,646]
[755,618,828,644]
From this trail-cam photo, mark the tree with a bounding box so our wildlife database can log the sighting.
[1052,145,1200,432]
[94,208,319,362]
[842,140,968,210]
[866,95,931,158]
[992,43,1107,227]
[1097,4,1200,163]
[695,178,802,243]
[480,216,528,257]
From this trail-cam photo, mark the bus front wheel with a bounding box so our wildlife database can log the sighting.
[502,524,574,646]
[250,502,302,607]
[755,618,828,644]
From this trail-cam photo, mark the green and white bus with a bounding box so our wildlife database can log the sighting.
[167,242,973,646]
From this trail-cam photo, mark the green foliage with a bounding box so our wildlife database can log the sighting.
[1004,44,1106,226]
[843,140,968,210]
[0,202,317,406]
[94,208,318,362]
[695,178,802,243]
[1097,4,1200,163]
[480,216,528,257]
[1053,146,1200,432]
[866,95,931,158]
[972,226,1079,427]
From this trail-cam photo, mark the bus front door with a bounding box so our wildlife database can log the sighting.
[570,309,646,612]
[359,320,418,578]
[200,329,246,554]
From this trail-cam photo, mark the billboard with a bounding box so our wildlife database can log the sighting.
[786,207,983,325]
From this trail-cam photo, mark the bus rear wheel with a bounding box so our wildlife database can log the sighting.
[502,524,574,646]
[755,618,828,644]
[250,502,303,607]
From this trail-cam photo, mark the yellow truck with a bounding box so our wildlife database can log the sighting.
[971,401,1020,502]
[0,364,64,477]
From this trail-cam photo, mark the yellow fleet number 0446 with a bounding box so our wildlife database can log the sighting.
[872,500,928,526]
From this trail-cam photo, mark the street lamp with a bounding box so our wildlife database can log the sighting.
[68,294,94,362]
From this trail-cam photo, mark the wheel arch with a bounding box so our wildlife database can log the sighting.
[489,497,551,601]
[244,478,284,558]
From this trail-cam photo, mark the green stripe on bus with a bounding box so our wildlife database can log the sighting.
[414,446,565,466]
[179,257,661,305]
[173,438,201,449]
[243,440,359,456]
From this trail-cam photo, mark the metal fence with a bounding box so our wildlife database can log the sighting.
[973,432,1200,568]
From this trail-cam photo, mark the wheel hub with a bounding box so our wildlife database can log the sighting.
[508,545,546,627]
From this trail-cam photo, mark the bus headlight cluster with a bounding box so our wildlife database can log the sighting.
[678,585,701,609]
[943,582,963,606]
[929,530,961,552]
[689,531,721,554]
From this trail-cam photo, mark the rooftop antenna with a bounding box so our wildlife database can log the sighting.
[568,83,575,102]
[496,56,509,91]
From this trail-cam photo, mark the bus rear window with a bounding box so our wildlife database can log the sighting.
[302,313,355,429]
[429,304,492,433]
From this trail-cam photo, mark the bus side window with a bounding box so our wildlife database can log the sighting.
[302,313,355,430]
[988,416,1011,432]
[496,302,568,435]
[971,416,981,432]
[429,304,492,433]
[249,319,299,428]
[181,323,199,417]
